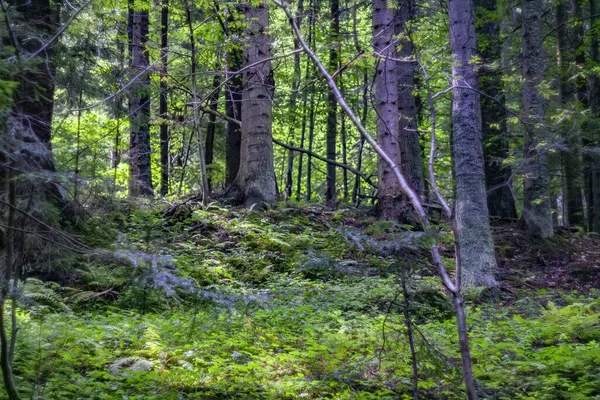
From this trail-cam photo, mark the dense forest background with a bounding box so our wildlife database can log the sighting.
[1,0,600,398]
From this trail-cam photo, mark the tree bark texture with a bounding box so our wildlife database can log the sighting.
[326,0,339,205]
[225,9,243,186]
[232,3,277,207]
[475,0,517,219]
[128,0,153,197]
[448,0,499,288]
[521,0,554,238]
[373,0,412,221]
[397,0,425,198]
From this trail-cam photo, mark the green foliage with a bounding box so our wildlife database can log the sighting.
[5,204,598,400]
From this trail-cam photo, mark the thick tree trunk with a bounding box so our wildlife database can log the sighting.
[128,0,153,197]
[225,9,243,186]
[397,0,425,198]
[521,0,553,238]
[10,0,57,163]
[326,0,339,206]
[373,0,411,221]
[448,0,498,288]
[475,0,517,219]
[231,3,277,207]
[159,0,169,196]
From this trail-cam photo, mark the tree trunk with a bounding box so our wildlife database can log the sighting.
[128,0,153,197]
[475,0,517,219]
[231,2,277,207]
[224,9,243,187]
[521,0,554,238]
[448,0,498,288]
[397,0,425,198]
[326,0,339,206]
[352,1,368,204]
[373,0,411,221]
[159,0,169,196]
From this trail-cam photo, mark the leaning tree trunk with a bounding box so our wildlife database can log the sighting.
[325,0,339,206]
[372,0,411,221]
[475,0,517,219]
[128,0,153,197]
[231,2,277,207]
[448,0,499,288]
[521,0,554,238]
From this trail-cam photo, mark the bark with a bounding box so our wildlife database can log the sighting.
[373,0,411,221]
[9,0,57,162]
[224,9,243,186]
[128,0,153,197]
[326,0,340,205]
[231,2,277,207]
[3,0,74,224]
[352,1,368,203]
[521,0,554,238]
[475,0,517,219]
[159,0,169,196]
[397,0,425,198]
[449,0,498,288]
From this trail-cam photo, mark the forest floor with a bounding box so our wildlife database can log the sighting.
[6,200,600,400]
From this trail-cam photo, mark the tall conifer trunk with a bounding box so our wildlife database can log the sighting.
[231,2,277,206]
[326,0,339,205]
[373,0,407,220]
[128,0,153,196]
[448,0,499,288]
[521,0,553,237]
[224,8,243,186]
[397,0,424,199]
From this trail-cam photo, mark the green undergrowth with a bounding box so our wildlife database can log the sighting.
[4,202,600,399]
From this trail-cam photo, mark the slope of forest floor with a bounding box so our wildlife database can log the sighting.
[6,200,600,400]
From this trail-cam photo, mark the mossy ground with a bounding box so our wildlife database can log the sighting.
[5,201,600,399]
